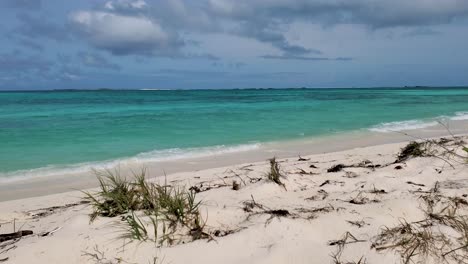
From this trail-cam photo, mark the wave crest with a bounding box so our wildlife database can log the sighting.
[451,111,468,121]
[0,143,261,183]
[369,120,438,133]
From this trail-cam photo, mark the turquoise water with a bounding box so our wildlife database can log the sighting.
[1,88,467,175]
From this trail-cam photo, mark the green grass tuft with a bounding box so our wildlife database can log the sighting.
[83,169,205,244]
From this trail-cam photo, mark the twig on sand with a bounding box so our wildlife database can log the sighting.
[0,230,33,243]
[406,181,425,187]
[38,226,62,237]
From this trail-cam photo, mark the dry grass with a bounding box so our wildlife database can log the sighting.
[372,184,468,264]
[266,157,285,188]
[328,232,367,264]
[395,141,430,163]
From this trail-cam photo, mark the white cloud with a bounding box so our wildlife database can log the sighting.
[104,0,147,11]
[71,11,178,55]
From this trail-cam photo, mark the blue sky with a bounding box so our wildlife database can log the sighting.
[1,0,468,90]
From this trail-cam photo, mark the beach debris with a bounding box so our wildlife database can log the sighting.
[28,200,90,219]
[212,227,245,237]
[319,180,331,187]
[329,232,367,264]
[368,185,387,194]
[347,192,379,205]
[357,160,372,166]
[238,164,254,172]
[395,141,428,163]
[394,165,403,170]
[406,181,425,187]
[343,171,359,178]
[305,189,329,201]
[298,156,310,161]
[243,195,293,224]
[0,230,33,243]
[319,180,345,187]
[327,160,383,173]
[232,180,240,191]
[346,220,369,228]
[266,158,286,189]
[297,205,335,219]
[38,226,62,237]
[82,245,123,264]
[242,195,265,213]
[265,209,290,216]
[328,231,366,247]
[328,164,346,173]
[309,164,318,168]
[189,182,229,193]
[371,190,468,264]
[295,168,317,175]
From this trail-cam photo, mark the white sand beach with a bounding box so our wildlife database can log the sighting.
[1,128,467,264]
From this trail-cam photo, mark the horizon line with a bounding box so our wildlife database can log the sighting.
[1,85,468,92]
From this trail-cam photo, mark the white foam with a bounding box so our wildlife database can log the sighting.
[451,111,468,121]
[0,143,261,183]
[369,120,439,133]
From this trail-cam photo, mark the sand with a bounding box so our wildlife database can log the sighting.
[0,133,467,264]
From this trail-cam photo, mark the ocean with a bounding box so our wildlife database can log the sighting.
[1,87,467,179]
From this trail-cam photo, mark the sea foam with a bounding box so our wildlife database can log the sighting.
[451,111,468,121]
[0,143,261,183]
[369,111,468,133]
[369,120,439,133]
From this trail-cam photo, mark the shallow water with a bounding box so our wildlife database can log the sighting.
[1,87,467,176]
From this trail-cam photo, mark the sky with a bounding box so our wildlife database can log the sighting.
[1,0,468,90]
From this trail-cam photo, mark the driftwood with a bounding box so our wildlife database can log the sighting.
[0,230,33,243]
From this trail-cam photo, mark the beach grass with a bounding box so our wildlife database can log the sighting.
[83,169,205,244]
[266,157,285,187]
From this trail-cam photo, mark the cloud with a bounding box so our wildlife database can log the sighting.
[73,0,468,57]
[203,0,468,56]
[77,51,121,70]
[233,21,321,55]
[207,0,468,29]
[260,55,353,61]
[1,0,41,9]
[18,39,44,51]
[403,27,442,37]
[104,0,148,11]
[0,51,51,74]
[13,13,71,42]
[70,10,183,56]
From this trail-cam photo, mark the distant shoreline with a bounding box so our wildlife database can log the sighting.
[1,86,468,92]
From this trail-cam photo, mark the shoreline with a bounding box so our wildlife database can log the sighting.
[1,119,468,202]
